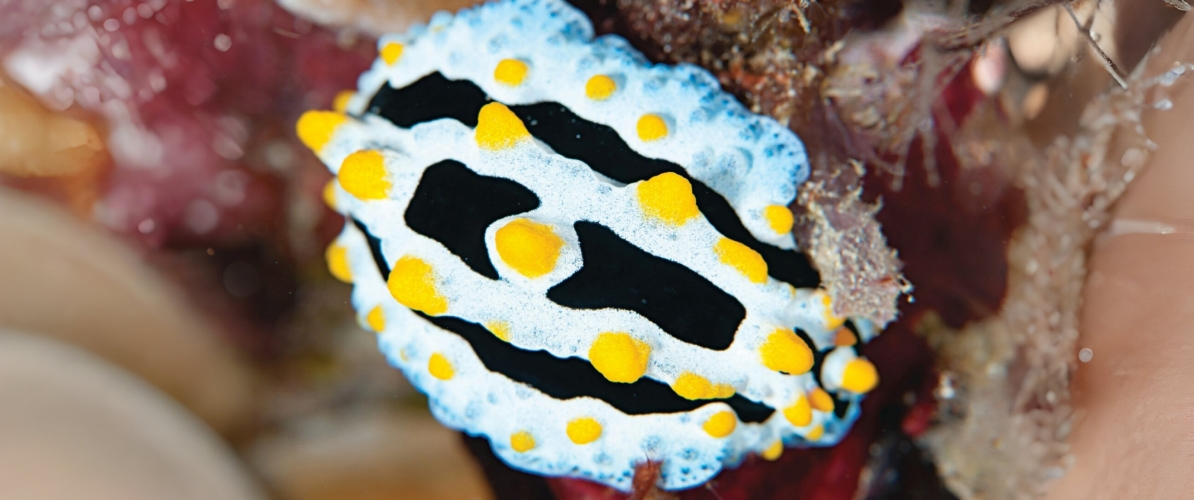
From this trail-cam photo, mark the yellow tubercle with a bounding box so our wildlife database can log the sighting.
[296,110,346,153]
[380,42,404,65]
[510,431,536,453]
[428,353,454,380]
[366,306,386,332]
[338,150,391,200]
[840,358,879,394]
[806,425,824,441]
[332,90,354,113]
[636,172,699,226]
[475,102,531,150]
[387,256,449,316]
[783,394,812,427]
[702,411,737,438]
[325,243,353,283]
[321,179,338,209]
[494,218,564,278]
[762,440,784,461]
[566,417,602,445]
[672,372,734,400]
[763,204,795,234]
[759,328,813,375]
[636,113,668,141]
[494,59,529,86]
[819,291,846,330]
[585,75,617,100]
[715,238,768,284]
[486,321,511,342]
[809,387,834,412]
[588,332,651,383]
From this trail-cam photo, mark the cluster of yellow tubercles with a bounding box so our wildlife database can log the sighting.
[494,218,564,278]
[588,332,651,383]
[715,238,768,284]
[387,256,449,316]
[636,172,699,226]
[338,150,392,200]
[759,328,814,375]
[672,372,735,400]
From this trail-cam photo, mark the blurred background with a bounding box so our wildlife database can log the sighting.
[0,0,1185,499]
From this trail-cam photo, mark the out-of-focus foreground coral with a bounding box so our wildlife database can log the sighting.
[0,0,1187,499]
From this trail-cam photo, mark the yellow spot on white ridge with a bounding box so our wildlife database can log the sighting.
[366,306,386,332]
[380,42,404,65]
[783,394,812,427]
[703,411,737,438]
[387,256,448,316]
[338,150,391,200]
[763,204,795,234]
[585,75,617,100]
[715,238,768,283]
[296,110,346,153]
[511,431,536,452]
[759,328,813,375]
[636,113,668,141]
[636,172,699,226]
[475,102,531,150]
[494,218,564,278]
[672,372,734,400]
[325,243,353,283]
[588,332,651,383]
[494,59,529,86]
[566,417,602,444]
[428,353,454,380]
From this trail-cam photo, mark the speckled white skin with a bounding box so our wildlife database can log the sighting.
[316,0,885,491]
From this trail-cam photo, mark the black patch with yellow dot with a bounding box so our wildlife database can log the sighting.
[420,313,775,423]
[368,73,821,288]
[404,160,541,280]
[548,221,744,351]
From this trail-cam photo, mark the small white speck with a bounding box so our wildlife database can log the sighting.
[137,218,156,234]
[214,34,232,52]
[1078,348,1093,363]
[103,18,120,31]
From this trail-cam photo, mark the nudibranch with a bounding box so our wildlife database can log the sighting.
[299,0,884,491]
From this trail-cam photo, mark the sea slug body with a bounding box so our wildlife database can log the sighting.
[298,0,886,490]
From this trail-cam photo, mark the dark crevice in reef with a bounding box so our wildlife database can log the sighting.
[404,160,542,280]
[421,313,775,423]
[368,72,821,289]
[548,221,744,351]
